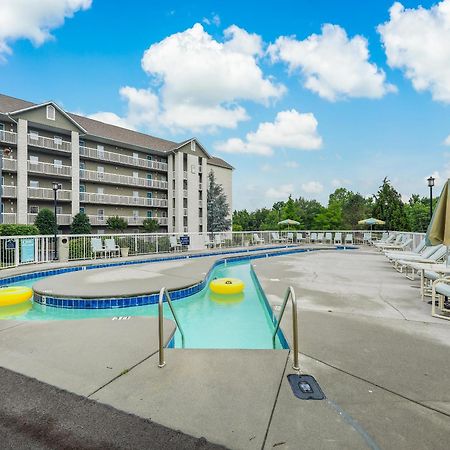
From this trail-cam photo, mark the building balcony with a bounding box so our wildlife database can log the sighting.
[0,130,17,145]
[28,213,72,225]
[2,213,17,224]
[28,187,72,201]
[2,185,16,198]
[28,160,72,178]
[80,146,168,171]
[87,215,168,226]
[28,134,71,153]
[80,169,168,190]
[80,192,168,207]
[2,158,17,172]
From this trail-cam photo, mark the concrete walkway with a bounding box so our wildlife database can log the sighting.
[1,247,450,449]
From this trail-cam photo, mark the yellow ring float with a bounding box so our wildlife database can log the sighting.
[0,286,33,307]
[0,301,32,319]
[209,278,245,295]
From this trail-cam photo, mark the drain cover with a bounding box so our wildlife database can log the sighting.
[287,374,325,400]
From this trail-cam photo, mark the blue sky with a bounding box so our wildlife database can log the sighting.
[0,0,449,210]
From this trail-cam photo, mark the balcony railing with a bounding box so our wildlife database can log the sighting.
[2,213,17,224]
[2,158,17,171]
[28,134,71,152]
[80,169,168,189]
[0,130,17,145]
[28,213,72,225]
[28,187,72,201]
[88,215,168,226]
[80,192,168,207]
[2,185,16,197]
[28,160,72,177]
[80,146,168,171]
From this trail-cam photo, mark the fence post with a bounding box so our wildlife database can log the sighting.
[14,238,19,266]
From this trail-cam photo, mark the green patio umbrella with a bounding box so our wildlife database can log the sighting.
[358,217,385,231]
[278,219,300,230]
[426,179,450,265]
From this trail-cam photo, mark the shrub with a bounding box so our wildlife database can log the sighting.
[106,216,127,232]
[141,218,159,233]
[70,212,92,234]
[0,224,40,236]
[34,209,57,235]
[69,237,92,260]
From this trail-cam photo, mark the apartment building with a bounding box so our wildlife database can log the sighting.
[0,93,233,233]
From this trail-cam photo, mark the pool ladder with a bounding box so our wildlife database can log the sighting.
[158,287,185,368]
[272,286,300,371]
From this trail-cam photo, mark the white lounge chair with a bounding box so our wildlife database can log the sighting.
[204,235,214,248]
[214,234,225,247]
[334,232,342,244]
[253,233,265,245]
[310,232,318,243]
[363,232,372,245]
[317,233,324,243]
[271,232,284,243]
[345,233,353,245]
[91,237,105,259]
[295,232,305,244]
[170,235,182,252]
[287,232,294,243]
[105,238,120,258]
[324,232,332,244]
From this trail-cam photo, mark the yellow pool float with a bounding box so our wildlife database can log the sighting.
[210,278,245,295]
[0,301,32,319]
[0,286,33,307]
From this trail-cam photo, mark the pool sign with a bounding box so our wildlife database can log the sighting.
[180,235,190,246]
[6,239,15,249]
[20,238,35,263]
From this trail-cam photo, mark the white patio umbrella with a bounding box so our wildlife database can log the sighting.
[278,219,300,230]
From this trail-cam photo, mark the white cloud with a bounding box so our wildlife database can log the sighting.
[90,23,284,133]
[266,184,294,199]
[88,112,136,130]
[202,13,221,27]
[284,161,299,168]
[444,135,450,146]
[378,1,450,103]
[331,178,350,188]
[0,0,92,60]
[301,181,324,194]
[269,24,396,101]
[215,109,322,156]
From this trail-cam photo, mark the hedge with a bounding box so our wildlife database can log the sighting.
[0,224,40,236]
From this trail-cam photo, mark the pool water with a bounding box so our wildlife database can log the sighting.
[2,261,287,350]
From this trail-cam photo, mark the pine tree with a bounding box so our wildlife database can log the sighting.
[70,212,92,234]
[207,170,231,232]
[372,178,407,230]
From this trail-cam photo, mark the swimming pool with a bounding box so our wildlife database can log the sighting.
[2,260,288,350]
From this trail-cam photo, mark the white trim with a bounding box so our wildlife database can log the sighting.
[46,105,55,120]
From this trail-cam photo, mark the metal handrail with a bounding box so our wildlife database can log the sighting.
[272,286,299,371]
[158,287,185,368]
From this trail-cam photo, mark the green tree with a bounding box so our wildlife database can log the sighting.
[372,178,407,231]
[34,208,57,235]
[70,212,92,234]
[142,218,159,233]
[207,170,231,232]
[296,197,325,229]
[342,193,368,229]
[281,195,301,227]
[405,195,430,232]
[313,202,342,230]
[106,216,127,232]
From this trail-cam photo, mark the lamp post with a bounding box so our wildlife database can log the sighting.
[427,176,435,221]
[52,182,61,260]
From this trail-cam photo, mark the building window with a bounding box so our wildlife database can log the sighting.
[54,136,62,146]
[97,209,104,218]
[56,206,63,215]
[147,173,152,180]
[79,139,85,148]
[29,205,39,214]
[46,105,55,120]
[80,161,85,170]
[29,180,39,188]
[80,184,86,193]
[29,155,39,164]
[133,171,139,179]
[147,211,152,218]
[133,152,139,160]
[97,166,104,178]
[54,159,62,167]
[80,207,85,214]
[147,192,152,199]
[147,155,153,161]
[97,187,104,194]
[97,145,104,155]
[132,191,139,199]
[29,131,39,141]
[0,123,4,131]
[191,140,195,152]
[133,209,139,218]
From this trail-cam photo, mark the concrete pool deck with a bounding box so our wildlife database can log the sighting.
[1,247,450,448]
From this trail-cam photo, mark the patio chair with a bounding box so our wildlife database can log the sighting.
[271,232,284,243]
[394,245,447,277]
[204,235,214,248]
[169,235,182,252]
[105,238,120,258]
[385,238,426,260]
[253,233,265,245]
[324,232,332,244]
[374,233,397,248]
[431,277,450,321]
[345,233,353,245]
[295,232,305,244]
[91,237,105,259]
[334,232,342,244]
[375,233,403,250]
[310,232,318,243]
[317,232,324,243]
[362,232,372,245]
[287,232,294,243]
[214,234,225,247]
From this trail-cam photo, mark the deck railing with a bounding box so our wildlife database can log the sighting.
[0,230,425,269]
